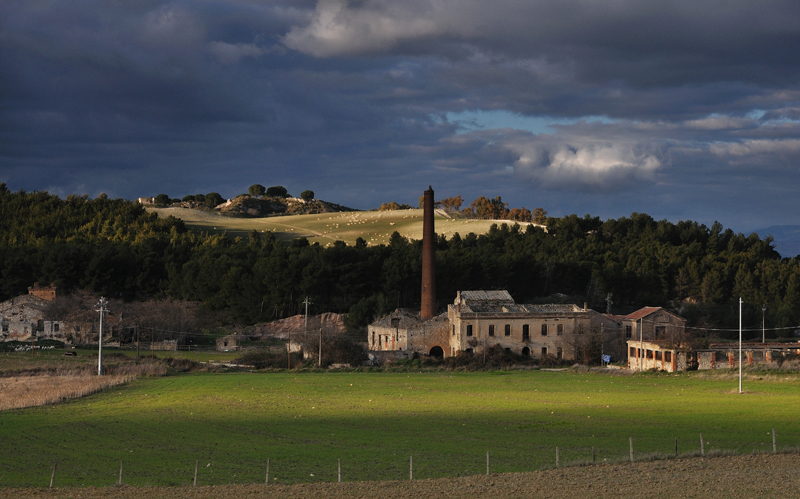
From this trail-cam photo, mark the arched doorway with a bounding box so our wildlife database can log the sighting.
[521,346,530,357]
[429,346,444,358]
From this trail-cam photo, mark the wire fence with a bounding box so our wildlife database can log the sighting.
[24,428,799,489]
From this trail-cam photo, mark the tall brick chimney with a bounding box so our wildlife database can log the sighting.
[421,186,436,319]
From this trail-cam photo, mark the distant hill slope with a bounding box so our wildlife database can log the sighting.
[752,225,800,258]
[149,207,539,246]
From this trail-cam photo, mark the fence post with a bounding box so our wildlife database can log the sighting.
[338,458,341,483]
[193,460,198,486]
[119,460,123,486]
[592,446,595,463]
[50,463,56,489]
[675,438,678,458]
[772,428,776,453]
[556,447,559,467]
[409,456,413,480]
[629,437,633,462]
[700,434,704,457]
[266,458,270,484]
[486,451,489,475]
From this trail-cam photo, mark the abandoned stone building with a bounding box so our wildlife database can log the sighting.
[626,340,692,372]
[369,290,643,362]
[0,283,109,345]
[367,187,686,365]
[0,284,62,342]
[627,340,800,372]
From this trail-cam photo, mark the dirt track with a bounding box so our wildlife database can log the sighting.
[3,453,798,499]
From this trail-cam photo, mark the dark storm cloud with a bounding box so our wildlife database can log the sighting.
[1,0,799,231]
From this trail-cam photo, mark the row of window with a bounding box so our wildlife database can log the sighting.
[625,325,670,339]
[460,323,563,338]
[0,321,59,333]
[629,347,673,362]
[461,346,563,358]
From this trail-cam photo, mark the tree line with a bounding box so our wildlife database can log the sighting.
[380,194,547,224]
[1,185,798,338]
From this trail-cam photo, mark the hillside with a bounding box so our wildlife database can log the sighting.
[149,207,538,246]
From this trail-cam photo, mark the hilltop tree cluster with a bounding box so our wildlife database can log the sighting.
[1,185,798,339]
[383,194,547,224]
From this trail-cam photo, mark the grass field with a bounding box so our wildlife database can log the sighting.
[150,207,534,246]
[1,370,798,488]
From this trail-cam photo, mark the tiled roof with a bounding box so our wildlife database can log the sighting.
[624,307,662,320]
[458,290,514,302]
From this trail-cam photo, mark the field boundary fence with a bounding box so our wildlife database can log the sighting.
[28,427,800,489]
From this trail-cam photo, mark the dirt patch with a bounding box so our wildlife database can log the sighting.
[5,453,798,499]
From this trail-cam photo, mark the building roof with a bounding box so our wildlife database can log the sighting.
[457,290,515,303]
[624,307,663,321]
[370,309,422,329]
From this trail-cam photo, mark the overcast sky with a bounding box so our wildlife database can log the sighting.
[2,0,800,232]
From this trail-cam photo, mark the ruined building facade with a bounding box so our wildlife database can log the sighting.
[369,290,639,362]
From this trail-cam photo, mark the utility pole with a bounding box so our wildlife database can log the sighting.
[302,296,312,343]
[739,297,743,394]
[95,297,109,376]
[318,327,323,367]
[762,303,767,344]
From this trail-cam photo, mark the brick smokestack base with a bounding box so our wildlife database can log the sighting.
[421,186,436,320]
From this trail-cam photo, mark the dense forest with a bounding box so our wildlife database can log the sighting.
[1,185,799,338]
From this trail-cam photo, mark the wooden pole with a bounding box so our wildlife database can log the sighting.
[50,463,56,489]
[265,458,270,484]
[772,428,776,453]
[193,460,198,486]
[629,437,634,462]
[119,460,123,486]
[700,434,704,457]
[338,458,341,483]
[409,456,413,480]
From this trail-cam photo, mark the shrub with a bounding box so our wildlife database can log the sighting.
[205,192,224,207]
[266,185,288,198]
[248,184,266,197]
[300,190,315,200]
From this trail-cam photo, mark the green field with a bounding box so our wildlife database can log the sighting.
[150,207,533,246]
[1,370,798,488]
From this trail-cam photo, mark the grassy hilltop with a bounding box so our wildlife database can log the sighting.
[150,207,534,246]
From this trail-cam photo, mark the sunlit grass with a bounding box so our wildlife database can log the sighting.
[151,207,530,246]
[1,371,797,487]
